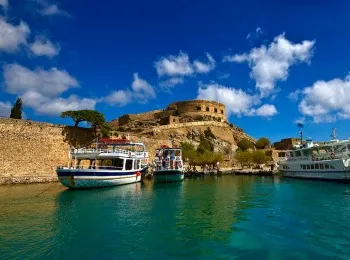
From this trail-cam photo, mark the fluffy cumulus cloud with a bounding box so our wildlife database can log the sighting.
[29,37,60,57]
[131,73,156,103]
[155,51,216,88]
[104,90,133,107]
[4,64,79,97]
[197,83,278,117]
[248,104,278,117]
[0,0,8,10]
[298,76,350,123]
[224,33,315,97]
[3,64,95,115]
[0,17,30,53]
[0,101,11,117]
[103,73,156,106]
[38,1,70,17]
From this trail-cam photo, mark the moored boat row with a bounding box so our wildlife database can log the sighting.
[56,139,184,189]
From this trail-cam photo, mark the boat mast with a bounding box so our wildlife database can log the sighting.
[330,127,336,140]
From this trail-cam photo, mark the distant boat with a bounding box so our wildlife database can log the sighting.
[278,129,350,182]
[153,145,184,183]
[56,138,149,189]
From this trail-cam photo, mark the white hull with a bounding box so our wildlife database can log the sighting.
[282,170,350,180]
[58,174,141,188]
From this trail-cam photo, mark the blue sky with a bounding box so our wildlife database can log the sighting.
[1,0,350,142]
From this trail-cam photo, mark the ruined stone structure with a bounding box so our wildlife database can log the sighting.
[0,118,94,184]
[110,100,227,131]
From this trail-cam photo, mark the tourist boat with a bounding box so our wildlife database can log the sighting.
[56,138,149,188]
[278,129,350,181]
[153,145,184,183]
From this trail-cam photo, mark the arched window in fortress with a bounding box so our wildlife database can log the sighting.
[214,108,218,113]
[221,110,224,114]
[206,107,210,112]
[196,106,201,111]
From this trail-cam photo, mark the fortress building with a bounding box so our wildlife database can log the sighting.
[110,100,227,131]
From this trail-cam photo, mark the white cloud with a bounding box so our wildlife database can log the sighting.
[21,91,96,116]
[3,64,93,116]
[103,73,156,106]
[197,83,256,116]
[224,33,315,97]
[3,63,79,97]
[288,89,301,102]
[131,73,156,103]
[155,51,216,77]
[29,37,60,57]
[298,76,350,123]
[159,77,184,89]
[0,100,11,117]
[0,0,8,10]
[40,3,70,17]
[218,73,230,80]
[155,51,193,77]
[104,90,133,107]
[249,104,278,117]
[193,53,216,74]
[0,17,30,53]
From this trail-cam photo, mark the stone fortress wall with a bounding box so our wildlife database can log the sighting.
[111,100,228,131]
[0,118,94,184]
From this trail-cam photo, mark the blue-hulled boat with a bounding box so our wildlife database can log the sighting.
[153,145,184,183]
[57,138,149,189]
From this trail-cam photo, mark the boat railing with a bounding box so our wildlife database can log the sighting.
[57,165,126,170]
[286,151,350,162]
[72,148,148,157]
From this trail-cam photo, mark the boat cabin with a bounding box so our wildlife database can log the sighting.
[154,146,183,171]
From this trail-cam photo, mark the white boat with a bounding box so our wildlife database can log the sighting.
[57,138,149,189]
[153,145,184,183]
[278,130,350,182]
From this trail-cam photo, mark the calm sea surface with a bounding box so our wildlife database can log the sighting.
[1,176,350,259]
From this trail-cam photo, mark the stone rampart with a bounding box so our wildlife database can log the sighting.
[0,118,94,184]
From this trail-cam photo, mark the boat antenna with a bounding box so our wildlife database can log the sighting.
[297,123,304,145]
[330,127,336,140]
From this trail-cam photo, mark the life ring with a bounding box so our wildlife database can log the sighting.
[331,152,336,159]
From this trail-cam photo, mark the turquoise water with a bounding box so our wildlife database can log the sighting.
[0,176,350,259]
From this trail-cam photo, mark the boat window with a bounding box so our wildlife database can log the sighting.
[325,164,329,169]
[125,159,133,170]
[300,165,303,169]
[133,160,138,170]
[311,165,314,170]
[320,164,324,169]
[302,149,311,157]
[290,152,294,157]
[112,158,124,169]
[294,150,302,157]
[302,165,306,169]
[307,165,310,169]
[330,165,335,169]
[315,164,319,169]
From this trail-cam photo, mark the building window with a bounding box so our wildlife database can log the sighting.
[206,107,210,112]
[214,108,218,113]
[196,106,201,111]
[173,119,176,123]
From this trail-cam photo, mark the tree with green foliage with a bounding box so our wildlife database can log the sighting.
[60,109,110,137]
[234,150,252,168]
[10,98,23,119]
[255,137,271,149]
[237,138,254,151]
[197,139,214,154]
[251,150,270,165]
